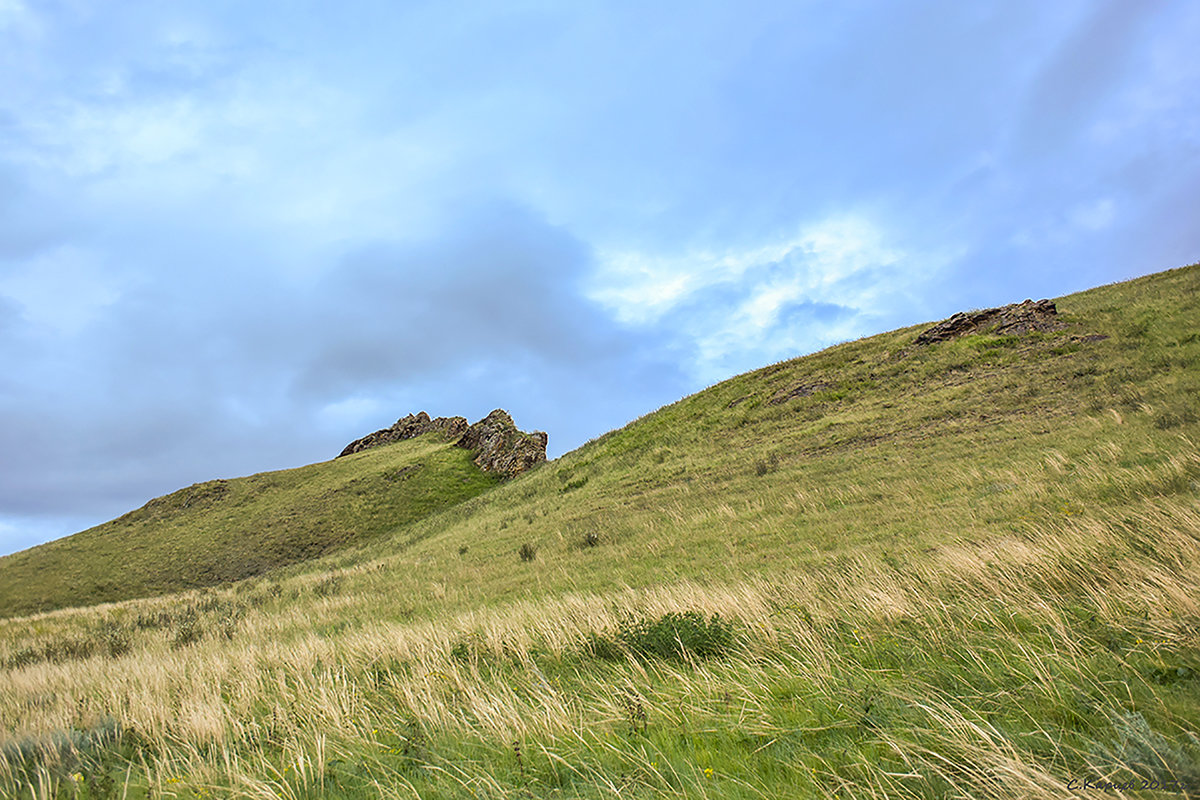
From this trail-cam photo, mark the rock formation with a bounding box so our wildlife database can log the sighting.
[915,299,1063,346]
[455,409,549,479]
[337,412,468,458]
[338,409,548,479]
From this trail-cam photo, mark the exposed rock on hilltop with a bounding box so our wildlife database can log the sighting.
[338,412,468,457]
[457,409,549,479]
[339,409,548,479]
[915,299,1063,346]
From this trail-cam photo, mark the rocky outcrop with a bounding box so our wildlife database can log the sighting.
[915,299,1063,346]
[338,409,548,479]
[337,412,468,458]
[456,409,549,479]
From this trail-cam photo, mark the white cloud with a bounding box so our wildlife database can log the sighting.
[591,215,906,324]
[590,214,943,384]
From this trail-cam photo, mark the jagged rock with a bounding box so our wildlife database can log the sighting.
[915,299,1063,346]
[337,412,468,458]
[338,409,548,479]
[455,409,548,479]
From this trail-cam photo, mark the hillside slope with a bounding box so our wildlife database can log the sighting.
[321,263,1200,614]
[0,435,500,616]
[1,264,1198,799]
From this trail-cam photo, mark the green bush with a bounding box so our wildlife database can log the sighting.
[616,612,737,661]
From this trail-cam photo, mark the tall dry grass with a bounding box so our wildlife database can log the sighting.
[2,477,1197,797]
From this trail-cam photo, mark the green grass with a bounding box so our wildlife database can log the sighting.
[0,436,500,616]
[0,263,1198,798]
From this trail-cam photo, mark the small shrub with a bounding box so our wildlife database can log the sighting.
[3,646,38,669]
[519,543,537,562]
[620,690,647,734]
[616,612,737,661]
[458,545,469,556]
[1154,407,1197,430]
[134,610,174,631]
[99,621,132,658]
[312,575,343,597]
[171,609,203,649]
[449,633,488,664]
[215,606,243,641]
[2,629,118,668]
[753,453,780,476]
[561,476,589,493]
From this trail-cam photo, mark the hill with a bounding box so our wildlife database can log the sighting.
[0,263,1198,799]
[0,409,548,617]
[0,431,501,616]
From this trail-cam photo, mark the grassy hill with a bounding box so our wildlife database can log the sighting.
[0,436,500,616]
[0,264,1198,799]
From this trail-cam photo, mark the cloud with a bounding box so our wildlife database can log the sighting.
[591,214,945,383]
[0,245,121,336]
[1015,0,1166,159]
[0,198,687,554]
[0,163,78,261]
[293,201,622,398]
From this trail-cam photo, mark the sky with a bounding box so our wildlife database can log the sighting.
[1,1,1198,555]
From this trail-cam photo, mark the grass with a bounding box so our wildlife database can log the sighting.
[0,263,1198,797]
[0,436,500,616]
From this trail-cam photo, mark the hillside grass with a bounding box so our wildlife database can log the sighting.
[0,263,1198,798]
[0,437,500,616]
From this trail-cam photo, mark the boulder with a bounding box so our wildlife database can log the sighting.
[915,299,1063,346]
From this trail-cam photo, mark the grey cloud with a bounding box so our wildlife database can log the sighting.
[1015,0,1164,159]
[293,201,626,398]
[0,164,77,261]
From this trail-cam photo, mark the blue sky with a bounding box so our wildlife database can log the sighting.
[1,1,1198,555]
